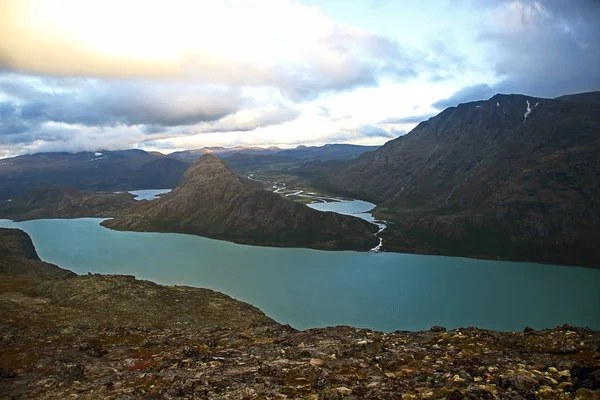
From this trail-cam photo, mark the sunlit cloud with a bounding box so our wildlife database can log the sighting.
[0,0,598,157]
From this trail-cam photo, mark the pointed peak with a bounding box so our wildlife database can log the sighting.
[182,153,239,186]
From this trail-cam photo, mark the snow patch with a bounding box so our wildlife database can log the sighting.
[89,153,107,162]
[496,102,500,107]
[523,100,532,122]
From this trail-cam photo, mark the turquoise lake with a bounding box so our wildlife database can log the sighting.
[1,215,599,332]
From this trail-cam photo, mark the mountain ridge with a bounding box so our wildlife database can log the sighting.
[170,143,379,162]
[0,150,191,200]
[315,92,600,267]
[102,154,379,251]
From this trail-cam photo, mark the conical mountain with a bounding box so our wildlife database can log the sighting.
[103,155,378,250]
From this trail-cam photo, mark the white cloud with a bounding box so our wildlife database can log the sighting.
[0,0,419,99]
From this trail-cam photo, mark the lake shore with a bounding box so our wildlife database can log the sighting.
[2,227,599,399]
[2,217,599,333]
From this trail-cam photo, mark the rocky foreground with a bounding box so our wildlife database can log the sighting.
[1,228,599,400]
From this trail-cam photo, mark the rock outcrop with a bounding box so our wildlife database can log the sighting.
[102,154,379,251]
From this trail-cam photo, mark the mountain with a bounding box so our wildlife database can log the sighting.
[556,91,600,106]
[170,144,379,162]
[0,186,137,221]
[102,154,378,250]
[322,92,600,267]
[170,146,282,160]
[0,150,191,200]
[223,153,301,170]
[275,143,379,161]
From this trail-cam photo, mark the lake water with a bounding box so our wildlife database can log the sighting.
[128,189,172,200]
[1,217,599,332]
[307,199,377,223]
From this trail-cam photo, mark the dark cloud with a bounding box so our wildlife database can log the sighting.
[0,77,244,128]
[390,128,407,136]
[356,124,395,138]
[433,0,600,108]
[432,84,495,109]
[192,106,301,134]
[380,112,438,124]
[0,102,30,136]
[316,124,395,144]
[0,75,302,151]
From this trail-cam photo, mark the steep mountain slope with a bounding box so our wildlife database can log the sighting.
[325,93,600,267]
[103,155,378,250]
[0,186,137,221]
[0,150,191,199]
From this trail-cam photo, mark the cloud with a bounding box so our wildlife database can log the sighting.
[191,106,301,134]
[0,0,423,100]
[0,76,245,128]
[380,112,438,124]
[356,124,395,138]
[318,106,331,118]
[316,124,397,144]
[431,84,496,109]
[390,128,407,136]
[0,74,301,152]
[432,0,600,108]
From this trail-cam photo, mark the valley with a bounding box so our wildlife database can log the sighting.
[3,2,599,398]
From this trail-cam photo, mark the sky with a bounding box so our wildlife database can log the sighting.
[0,0,599,157]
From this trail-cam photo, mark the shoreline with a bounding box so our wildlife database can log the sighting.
[2,227,599,399]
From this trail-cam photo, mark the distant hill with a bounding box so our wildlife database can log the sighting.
[320,92,600,267]
[171,144,379,162]
[0,150,191,200]
[223,153,301,170]
[0,186,137,221]
[170,146,282,160]
[103,155,378,251]
[275,144,379,161]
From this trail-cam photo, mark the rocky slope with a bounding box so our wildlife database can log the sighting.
[0,186,137,221]
[1,228,599,399]
[0,150,191,200]
[323,92,600,267]
[102,155,379,251]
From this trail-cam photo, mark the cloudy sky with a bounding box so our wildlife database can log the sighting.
[0,0,598,157]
